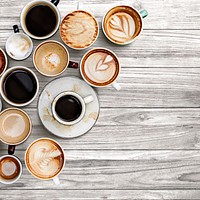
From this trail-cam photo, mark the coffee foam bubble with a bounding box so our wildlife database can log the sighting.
[7,34,31,59]
[26,140,64,179]
[60,11,98,49]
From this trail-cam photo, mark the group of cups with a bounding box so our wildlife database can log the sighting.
[0,0,148,185]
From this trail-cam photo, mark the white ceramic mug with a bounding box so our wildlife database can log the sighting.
[52,91,94,125]
[20,0,61,40]
[0,155,22,185]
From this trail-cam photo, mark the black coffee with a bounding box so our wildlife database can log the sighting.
[55,95,82,122]
[25,5,57,37]
[3,70,37,104]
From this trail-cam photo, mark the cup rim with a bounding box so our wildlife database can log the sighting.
[0,108,32,145]
[20,0,61,40]
[25,137,66,180]
[0,66,39,107]
[0,155,22,184]
[0,48,8,76]
[59,10,99,50]
[80,47,121,88]
[102,5,143,45]
[51,91,86,126]
[5,32,33,61]
[33,40,70,77]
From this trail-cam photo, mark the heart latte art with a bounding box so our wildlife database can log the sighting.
[81,49,120,86]
[26,139,64,179]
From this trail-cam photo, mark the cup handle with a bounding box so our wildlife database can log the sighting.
[112,81,121,91]
[53,176,60,185]
[68,61,79,69]
[140,9,148,18]
[13,25,19,33]
[8,145,15,155]
[51,0,60,6]
[84,95,94,104]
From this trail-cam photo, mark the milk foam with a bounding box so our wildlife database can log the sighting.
[1,161,16,176]
[42,53,61,71]
[7,34,31,59]
[84,52,117,84]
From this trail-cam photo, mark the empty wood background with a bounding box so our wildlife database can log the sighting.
[1,0,200,199]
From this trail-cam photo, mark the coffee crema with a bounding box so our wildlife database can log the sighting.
[26,139,64,179]
[0,49,6,75]
[34,41,68,76]
[103,6,142,44]
[0,109,31,144]
[0,157,20,180]
[60,10,99,49]
[81,49,120,86]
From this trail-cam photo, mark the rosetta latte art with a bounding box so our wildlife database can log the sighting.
[27,140,63,178]
[107,12,136,43]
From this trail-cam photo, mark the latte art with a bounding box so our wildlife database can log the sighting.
[26,139,64,179]
[107,12,135,43]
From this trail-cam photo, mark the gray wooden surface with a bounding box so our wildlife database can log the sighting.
[0,0,200,199]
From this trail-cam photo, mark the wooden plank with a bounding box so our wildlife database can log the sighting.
[1,108,200,150]
[1,30,200,68]
[1,190,200,200]
[1,150,200,190]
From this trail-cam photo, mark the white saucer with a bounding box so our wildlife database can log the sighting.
[38,76,100,138]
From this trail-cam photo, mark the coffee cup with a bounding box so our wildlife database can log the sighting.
[0,66,39,107]
[52,91,94,125]
[60,10,99,50]
[102,5,148,45]
[0,108,32,155]
[0,48,8,76]
[33,40,78,77]
[80,48,121,91]
[25,138,65,184]
[0,155,22,184]
[20,0,61,40]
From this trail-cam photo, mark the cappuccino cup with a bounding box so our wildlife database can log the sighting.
[20,0,61,40]
[52,91,94,125]
[0,48,8,76]
[0,155,22,184]
[80,48,121,90]
[25,138,65,184]
[5,25,33,60]
[0,66,39,107]
[103,5,148,45]
[33,40,78,77]
[0,108,32,155]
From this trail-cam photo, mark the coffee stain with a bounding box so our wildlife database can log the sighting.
[45,91,52,101]
[83,112,98,123]
[72,84,80,93]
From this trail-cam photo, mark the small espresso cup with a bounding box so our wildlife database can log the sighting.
[0,66,39,107]
[102,5,148,45]
[33,40,78,77]
[80,48,121,91]
[5,25,33,61]
[52,91,94,125]
[25,138,65,185]
[0,108,32,155]
[0,155,22,184]
[20,0,61,40]
[0,48,8,76]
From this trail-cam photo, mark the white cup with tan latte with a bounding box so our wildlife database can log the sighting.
[102,5,148,45]
[80,48,121,91]
[25,138,65,184]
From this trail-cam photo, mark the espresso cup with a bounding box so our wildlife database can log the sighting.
[5,25,33,61]
[60,10,99,50]
[20,0,61,40]
[0,155,22,184]
[0,66,39,107]
[80,48,121,91]
[33,40,78,77]
[0,108,32,155]
[0,48,8,76]
[25,138,65,184]
[102,5,148,45]
[52,91,94,125]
